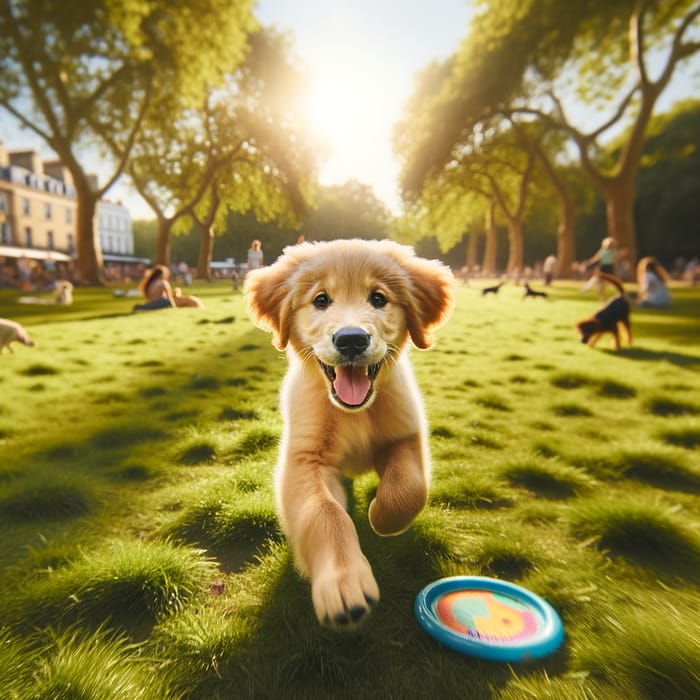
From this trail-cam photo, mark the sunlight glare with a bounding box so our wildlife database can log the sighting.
[304,60,400,210]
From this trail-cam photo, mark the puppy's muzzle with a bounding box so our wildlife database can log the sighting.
[318,326,381,410]
[333,327,370,359]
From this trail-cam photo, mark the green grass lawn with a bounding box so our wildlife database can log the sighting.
[1,277,699,699]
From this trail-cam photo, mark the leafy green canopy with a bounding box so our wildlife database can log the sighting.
[395,0,696,197]
[0,0,257,283]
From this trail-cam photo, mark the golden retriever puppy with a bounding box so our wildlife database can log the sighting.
[0,318,34,353]
[245,239,454,628]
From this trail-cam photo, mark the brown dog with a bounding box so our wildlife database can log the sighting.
[576,273,631,349]
[245,239,454,628]
[0,318,34,353]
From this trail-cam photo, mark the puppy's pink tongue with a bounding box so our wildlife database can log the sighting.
[333,366,371,405]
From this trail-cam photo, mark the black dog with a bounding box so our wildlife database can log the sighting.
[482,282,504,296]
[523,283,548,299]
[575,273,631,350]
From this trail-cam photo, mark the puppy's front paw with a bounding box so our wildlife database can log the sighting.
[311,555,380,629]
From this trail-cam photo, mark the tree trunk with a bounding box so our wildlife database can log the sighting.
[506,220,523,274]
[74,187,102,286]
[557,194,576,278]
[467,229,478,269]
[483,201,498,274]
[604,179,637,279]
[154,215,172,267]
[536,143,576,277]
[196,225,215,280]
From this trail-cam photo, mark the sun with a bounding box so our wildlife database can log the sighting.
[305,68,370,181]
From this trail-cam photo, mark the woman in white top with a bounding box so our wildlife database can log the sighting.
[247,240,264,271]
[637,256,671,307]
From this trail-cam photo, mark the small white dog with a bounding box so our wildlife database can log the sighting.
[245,239,454,628]
[0,318,34,353]
[54,280,73,304]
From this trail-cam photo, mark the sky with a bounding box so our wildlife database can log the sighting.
[1,0,475,219]
[254,0,476,215]
[1,1,698,220]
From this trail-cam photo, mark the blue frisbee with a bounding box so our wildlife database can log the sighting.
[415,576,564,662]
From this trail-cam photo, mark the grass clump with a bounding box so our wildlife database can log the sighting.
[657,421,700,450]
[569,498,700,580]
[0,474,95,522]
[571,443,699,490]
[29,628,179,700]
[472,535,536,579]
[0,627,36,698]
[644,396,699,417]
[550,371,594,389]
[218,407,259,421]
[20,363,59,376]
[6,540,217,637]
[90,424,167,450]
[231,427,279,456]
[178,440,217,465]
[429,470,512,509]
[575,609,700,700]
[501,456,590,499]
[165,491,280,572]
[551,402,594,417]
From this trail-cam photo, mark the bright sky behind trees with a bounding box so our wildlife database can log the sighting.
[2,0,697,219]
[255,0,475,214]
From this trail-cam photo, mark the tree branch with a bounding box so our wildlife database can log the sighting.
[652,3,700,92]
[630,5,650,87]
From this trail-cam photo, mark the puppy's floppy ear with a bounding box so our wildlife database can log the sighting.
[244,257,295,350]
[400,253,455,349]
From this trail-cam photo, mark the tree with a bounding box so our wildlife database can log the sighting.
[128,28,320,276]
[396,0,700,274]
[0,0,256,284]
[633,99,700,263]
[301,181,391,242]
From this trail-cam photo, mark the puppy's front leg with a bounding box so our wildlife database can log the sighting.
[277,459,379,628]
[368,434,428,536]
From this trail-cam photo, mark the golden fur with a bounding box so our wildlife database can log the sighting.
[245,239,454,628]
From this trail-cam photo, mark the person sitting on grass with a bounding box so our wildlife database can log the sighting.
[637,256,671,308]
[133,265,176,311]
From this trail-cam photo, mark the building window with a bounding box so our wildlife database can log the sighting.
[47,231,55,250]
[66,208,72,224]
[1,223,9,244]
[45,202,52,220]
[67,233,75,254]
[25,226,33,247]
[22,198,30,215]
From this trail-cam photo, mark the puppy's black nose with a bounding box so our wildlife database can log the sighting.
[333,327,370,358]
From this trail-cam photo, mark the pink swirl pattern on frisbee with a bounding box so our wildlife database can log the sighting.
[435,590,539,642]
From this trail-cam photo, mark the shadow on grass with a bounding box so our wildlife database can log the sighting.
[571,501,700,584]
[614,346,700,367]
[180,528,569,700]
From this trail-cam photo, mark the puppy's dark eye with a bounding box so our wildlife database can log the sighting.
[313,293,331,309]
[369,291,387,308]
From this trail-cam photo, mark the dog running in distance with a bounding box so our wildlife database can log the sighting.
[0,318,34,353]
[245,239,454,629]
[523,283,548,299]
[481,281,504,296]
[575,272,631,349]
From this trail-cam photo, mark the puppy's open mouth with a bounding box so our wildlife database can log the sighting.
[318,360,381,408]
